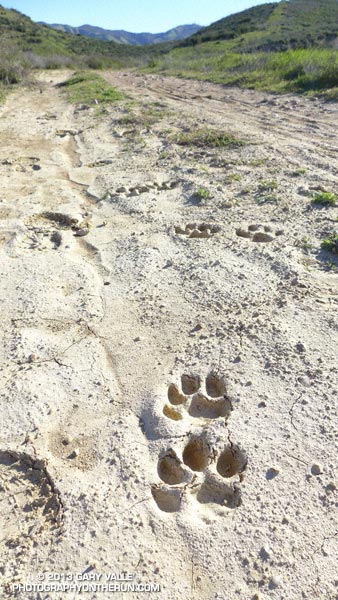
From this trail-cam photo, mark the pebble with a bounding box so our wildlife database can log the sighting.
[298,375,312,387]
[270,575,282,588]
[267,466,280,479]
[311,463,323,476]
[260,545,271,560]
[69,448,80,459]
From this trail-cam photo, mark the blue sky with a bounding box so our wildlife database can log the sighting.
[1,1,273,32]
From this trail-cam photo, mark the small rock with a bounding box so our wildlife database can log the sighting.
[134,337,141,342]
[298,375,312,387]
[116,186,127,193]
[62,436,73,446]
[296,342,306,354]
[266,466,280,480]
[28,353,36,363]
[311,463,323,476]
[129,189,139,197]
[259,545,271,560]
[68,448,80,459]
[325,481,336,493]
[248,224,260,232]
[270,575,282,589]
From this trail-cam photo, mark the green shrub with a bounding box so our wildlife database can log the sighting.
[174,128,243,147]
[321,233,338,254]
[0,42,29,84]
[195,187,212,200]
[312,191,337,206]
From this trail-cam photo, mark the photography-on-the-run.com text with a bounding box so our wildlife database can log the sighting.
[6,571,161,594]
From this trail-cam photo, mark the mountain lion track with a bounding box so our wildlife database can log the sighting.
[152,372,246,517]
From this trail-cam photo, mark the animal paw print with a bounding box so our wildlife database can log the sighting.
[175,223,221,239]
[113,180,179,197]
[151,434,247,514]
[236,224,284,243]
[151,372,247,517]
[162,372,232,423]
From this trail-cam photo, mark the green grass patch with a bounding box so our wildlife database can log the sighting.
[312,191,337,206]
[257,180,278,192]
[194,187,213,200]
[59,71,124,104]
[321,232,338,254]
[149,46,338,95]
[174,128,243,148]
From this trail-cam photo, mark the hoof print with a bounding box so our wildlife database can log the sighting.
[151,485,182,513]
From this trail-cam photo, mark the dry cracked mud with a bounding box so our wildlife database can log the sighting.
[0,70,337,599]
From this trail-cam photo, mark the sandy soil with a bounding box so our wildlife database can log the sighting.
[0,70,337,600]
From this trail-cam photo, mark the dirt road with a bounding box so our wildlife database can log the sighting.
[0,71,337,599]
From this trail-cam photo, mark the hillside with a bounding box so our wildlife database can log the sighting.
[0,4,165,71]
[184,0,338,51]
[41,22,202,45]
[150,0,338,95]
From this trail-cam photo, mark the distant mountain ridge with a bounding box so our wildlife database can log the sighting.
[39,22,202,45]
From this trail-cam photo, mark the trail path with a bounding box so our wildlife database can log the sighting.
[0,70,337,599]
